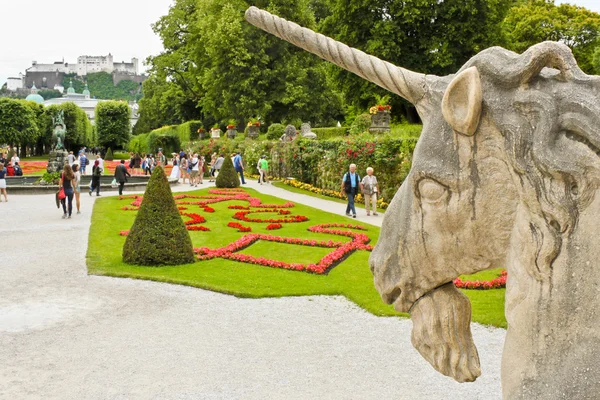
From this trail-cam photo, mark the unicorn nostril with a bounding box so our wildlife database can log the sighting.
[382,286,402,305]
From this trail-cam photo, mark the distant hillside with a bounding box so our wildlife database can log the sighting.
[63,72,143,101]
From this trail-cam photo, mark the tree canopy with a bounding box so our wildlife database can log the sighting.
[95,101,131,150]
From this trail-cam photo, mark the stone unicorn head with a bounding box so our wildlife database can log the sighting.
[245,7,600,398]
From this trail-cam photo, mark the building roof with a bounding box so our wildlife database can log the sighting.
[26,93,44,104]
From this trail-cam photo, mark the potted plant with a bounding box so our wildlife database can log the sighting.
[226,119,237,139]
[197,126,206,139]
[246,117,261,139]
[369,94,392,133]
[211,123,222,138]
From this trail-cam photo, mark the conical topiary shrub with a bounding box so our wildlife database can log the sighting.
[215,156,240,188]
[123,165,195,265]
[105,147,114,161]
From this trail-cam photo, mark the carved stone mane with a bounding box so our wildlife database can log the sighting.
[245,7,600,399]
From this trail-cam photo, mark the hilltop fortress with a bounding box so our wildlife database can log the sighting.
[7,54,145,92]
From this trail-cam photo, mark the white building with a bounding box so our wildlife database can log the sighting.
[26,54,139,77]
[6,74,24,91]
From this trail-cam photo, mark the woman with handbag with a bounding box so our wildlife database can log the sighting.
[89,160,102,196]
[59,164,76,219]
[72,163,82,214]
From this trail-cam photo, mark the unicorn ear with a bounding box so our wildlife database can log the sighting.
[442,67,483,136]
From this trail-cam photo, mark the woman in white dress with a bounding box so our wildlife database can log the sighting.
[169,156,181,181]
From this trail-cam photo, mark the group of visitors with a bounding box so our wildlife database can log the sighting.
[341,164,380,218]
[0,152,23,177]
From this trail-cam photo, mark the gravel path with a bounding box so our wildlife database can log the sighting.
[0,182,505,399]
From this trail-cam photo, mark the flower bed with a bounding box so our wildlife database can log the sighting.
[454,270,507,290]
[117,188,374,274]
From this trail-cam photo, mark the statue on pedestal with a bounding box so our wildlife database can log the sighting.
[52,110,66,151]
[246,7,600,399]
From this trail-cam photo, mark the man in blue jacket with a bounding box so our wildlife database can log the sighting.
[341,163,362,218]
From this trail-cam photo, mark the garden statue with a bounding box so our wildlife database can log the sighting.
[281,125,297,142]
[246,7,600,399]
[47,110,68,173]
[52,110,66,151]
[300,122,317,139]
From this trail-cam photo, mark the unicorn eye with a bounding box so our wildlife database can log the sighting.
[419,179,447,202]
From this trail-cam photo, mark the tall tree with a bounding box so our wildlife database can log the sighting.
[502,0,600,74]
[0,98,39,152]
[95,101,131,150]
[320,0,513,121]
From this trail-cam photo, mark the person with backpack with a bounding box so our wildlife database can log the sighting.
[79,152,88,175]
[340,164,361,218]
[13,162,23,177]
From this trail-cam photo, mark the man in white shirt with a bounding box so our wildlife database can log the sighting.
[10,154,20,167]
[190,154,200,187]
[96,155,104,172]
[67,151,76,166]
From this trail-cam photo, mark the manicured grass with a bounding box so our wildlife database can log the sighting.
[272,181,386,213]
[87,187,506,327]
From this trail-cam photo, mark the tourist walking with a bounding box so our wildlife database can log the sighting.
[341,164,361,218]
[209,153,217,182]
[180,156,188,183]
[128,152,135,174]
[96,154,104,172]
[90,160,102,196]
[361,167,379,216]
[79,152,88,175]
[213,154,224,179]
[198,156,205,185]
[0,162,7,202]
[169,157,181,181]
[134,153,142,175]
[259,156,270,184]
[233,152,246,184]
[73,163,82,214]
[67,151,76,167]
[144,154,153,175]
[60,164,76,219]
[190,154,199,187]
[114,160,131,196]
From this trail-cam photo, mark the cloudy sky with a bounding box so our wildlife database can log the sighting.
[1,0,599,86]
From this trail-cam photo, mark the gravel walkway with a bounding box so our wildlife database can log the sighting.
[0,182,505,399]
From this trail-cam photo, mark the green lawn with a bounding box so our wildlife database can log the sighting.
[87,187,506,328]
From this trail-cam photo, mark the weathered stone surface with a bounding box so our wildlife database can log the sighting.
[281,125,297,142]
[47,150,68,173]
[247,125,260,139]
[369,111,391,134]
[211,128,222,139]
[246,6,600,399]
[226,128,237,139]
[300,122,317,139]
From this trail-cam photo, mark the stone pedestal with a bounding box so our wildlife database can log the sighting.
[47,150,68,173]
[369,111,391,133]
[227,128,237,139]
[211,129,222,138]
[198,130,207,140]
[247,125,260,139]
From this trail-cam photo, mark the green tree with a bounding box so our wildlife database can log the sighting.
[215,156,240,188]
[123,165,195,266]
[95,101,131,149]
[0,98,39,152]
[38,89,63,101]
[321,0,512,121]
[502,0,600,74]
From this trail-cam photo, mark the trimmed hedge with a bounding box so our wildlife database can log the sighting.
[311,127,348,139]
[122,166,195,265]
[266,123,285,140]
[215,156,240,188]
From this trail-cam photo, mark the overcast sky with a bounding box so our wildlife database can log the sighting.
[1,0,599,86]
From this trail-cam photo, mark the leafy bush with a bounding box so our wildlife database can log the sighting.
[311,127,348,139]
[122,166,195,265]
[95,101,131,150]
[105,148,114,161]
[215,156,240,188]
[113,152,130,160]
[349,114,372,135]
[147,131,181,155]
[38,172,61,185]
[266,123,285,140]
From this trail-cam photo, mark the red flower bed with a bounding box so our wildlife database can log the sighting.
[227,222,252,232]
[181,212,206,225]
[203,206,215,213]
[232,210,309,224]
[454,270,507,290]
[119,230,130,236]
[187,226,211,231]
[266,223,282,230]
